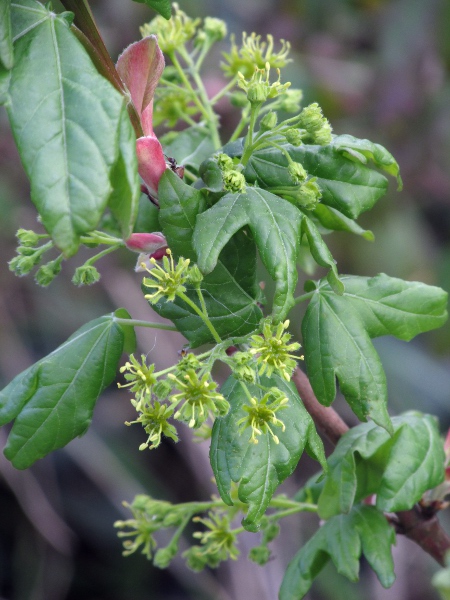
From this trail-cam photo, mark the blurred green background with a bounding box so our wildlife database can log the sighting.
[1,0,450,598]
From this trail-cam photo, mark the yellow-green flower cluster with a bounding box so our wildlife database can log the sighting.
[298,102,333,146]
[140,4,200,54]
[237,388,289,444]
[142,249,191,304]
[249,319,302,381]
[126,401,178,451]
[115,495,184,559]
[184,512,239,570]
[237,62,290,105]
[222,32,291,78]
[118,354,157,404]
[168,369,230,428]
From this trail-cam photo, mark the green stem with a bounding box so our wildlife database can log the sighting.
[228,107,250,143]
[194,41,212,72]
[293,290,315,305]
[113,318,178,332]
[85,244,122,265]
[176,47,221,150]
[210,76,239,106]
[241,103,263,166]
[80,232,124,246]
[239,381,254,402]
[177,291,222,344]
[168,52,211,124]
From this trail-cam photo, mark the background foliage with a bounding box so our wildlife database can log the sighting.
[0,0,450,598]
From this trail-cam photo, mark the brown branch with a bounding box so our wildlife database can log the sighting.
[292,366,450,567]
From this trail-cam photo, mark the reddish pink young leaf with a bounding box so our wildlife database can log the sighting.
[125,232,167,253]
[136,135,168,195]
[116,36,165,135]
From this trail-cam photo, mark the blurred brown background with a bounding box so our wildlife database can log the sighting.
[1,0,450,598]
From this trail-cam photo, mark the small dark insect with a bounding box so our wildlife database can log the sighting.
[165,155,185,179]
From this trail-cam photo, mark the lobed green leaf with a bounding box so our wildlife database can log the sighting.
[150,170,262,346]
[162,125,216,173]
[193,187,302,320]
[318,412,445,518]
[107,105,141,240]
[132,0,172,19]
[300,215,344,294]
[330,134,402,190]
[8,0,134,256]
[236,140,392,220]
[279,505,395,599]
[210,375,326,532]
[302,274,448,430]
[310,204,374,241]
[0,310,133,469]
[0,0,13,70]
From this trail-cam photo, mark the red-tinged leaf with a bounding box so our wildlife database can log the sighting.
[116,36,164,136]
[136,135,168,195]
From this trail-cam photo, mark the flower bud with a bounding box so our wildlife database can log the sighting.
[298,102,325,132]
[248,546,271,565]
[223,170,246,193]
[72,265,101,286]
[229,91,249,108]
[296,178,322,209]
[313,121,333,145]
[259,111,277,132]
[154,546,177,569]
[247,81,269,104]
[16,228,43,247]
[203,17,227,41]
[279,88,303,113]
[188,264,204,285]
[8,254,37,276]
[285,128,303,146]
[35,259,62,287]
[288,162,307,184]
[216,153,234,172]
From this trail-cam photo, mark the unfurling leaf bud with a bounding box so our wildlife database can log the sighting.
[72,265,101,286]
[260,111,277,132]
[222,170,246,193]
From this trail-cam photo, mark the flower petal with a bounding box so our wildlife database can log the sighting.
[116,36,165,135]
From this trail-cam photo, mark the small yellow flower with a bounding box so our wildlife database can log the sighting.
[142,249,191,304]
[168,369,230,428]
[118,354,157,405]
[249,318,303,381]
[237,388,289,444]
[222,32,291,78]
